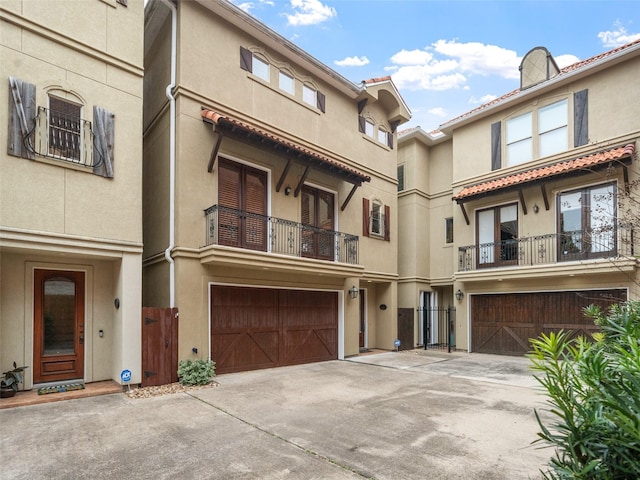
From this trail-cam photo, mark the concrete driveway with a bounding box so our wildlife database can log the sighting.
[1,350,552,479]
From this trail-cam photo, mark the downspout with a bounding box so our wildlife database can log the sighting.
[161,0,177,308]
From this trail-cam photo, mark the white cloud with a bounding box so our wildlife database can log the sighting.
[469,94,497,105]
[432,40,520,79]
[286,0,336,26]
[387,40,521,92]
[334,56,370,67]
[554,54,580,69]
[230,0,274,14]
[427,107,448,117]
[392,65,466,91]
[598,21,640,47]
[390,49,433,66]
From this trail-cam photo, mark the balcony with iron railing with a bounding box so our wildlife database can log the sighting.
[458,226,636,272]
[204,205,359,264]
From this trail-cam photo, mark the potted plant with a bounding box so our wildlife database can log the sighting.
[1,362,28,398]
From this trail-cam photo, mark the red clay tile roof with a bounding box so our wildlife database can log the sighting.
[453,143,635,202]
[442,39,640,128]
[201,109,371,184]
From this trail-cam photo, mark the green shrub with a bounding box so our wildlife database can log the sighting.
[177,359,216,386]
[528,301,640,479]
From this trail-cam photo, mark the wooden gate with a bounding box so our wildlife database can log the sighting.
[397,308,414,351]
[142,307,179,387]
[471,289,627,355]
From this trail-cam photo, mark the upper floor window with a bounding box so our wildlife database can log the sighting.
[506,112,532,165]
[445,217,454,244]
[48,96,82,161]
[252,55,270,82]
[397,164,405,191]
[539,99,568,157]
[358,115,393,149]
[363,198,390,241]
[7,76,114,178]
[279,71,294,94]
[492,91,587,171]
[377,128,389,145]
[365,120,375,138]
[240,47,326,112]
[302,84,316,106]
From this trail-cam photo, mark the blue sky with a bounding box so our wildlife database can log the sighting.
[229,0,640,132]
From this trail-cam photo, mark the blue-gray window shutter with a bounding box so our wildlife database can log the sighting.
[491,121,501,170]
[240,47,252,72]
[93,106,114,178]
[317,91,325,113]
[574,89,588,147]
[8,77,36,159]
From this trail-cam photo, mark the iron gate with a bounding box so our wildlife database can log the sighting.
[418,306,455,352]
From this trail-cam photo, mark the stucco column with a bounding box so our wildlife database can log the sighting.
[113,252,142,384]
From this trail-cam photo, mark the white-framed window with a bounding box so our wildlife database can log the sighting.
[303,84,317,106]
[397,164,405,191]
[506,112,532,166]
[505,99,569,166]
[365,120,375,138]
[363,198,389,241]
[279,71,294,94]
[370,201,383,236]
[539,99,568,157]
[377,128,388,144]
[252,55,270,82]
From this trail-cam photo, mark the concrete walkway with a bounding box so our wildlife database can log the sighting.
[1,350,552,479]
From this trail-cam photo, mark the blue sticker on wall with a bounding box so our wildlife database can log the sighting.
[120,369,132,383]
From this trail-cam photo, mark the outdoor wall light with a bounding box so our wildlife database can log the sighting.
[455,289,464,302]
[349,285,359,299]
[284,186,292,196]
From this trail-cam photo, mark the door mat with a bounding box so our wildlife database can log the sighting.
[37,383,85,395]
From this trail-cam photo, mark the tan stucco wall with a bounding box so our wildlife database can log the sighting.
[1,0,144,384]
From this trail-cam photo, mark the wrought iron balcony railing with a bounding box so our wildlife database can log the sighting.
[458,226,636,272]
[204,204,359,264]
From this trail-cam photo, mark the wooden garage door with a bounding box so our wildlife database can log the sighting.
[471,289,627,355]
[211,286,338,374]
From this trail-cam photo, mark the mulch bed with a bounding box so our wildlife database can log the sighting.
[125,381,219,399]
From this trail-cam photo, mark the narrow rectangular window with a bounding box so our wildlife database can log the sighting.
[377,129,388,144]
[445,217,453,244]
[539,99,567,157]
[506,112,532,166]
[48,96,81,161]
[397,165,405,192]
[303,84,317,106]
[252,55,270,82]
[279,71,294,94]
[371,202,382,236]
[365,120,375,138]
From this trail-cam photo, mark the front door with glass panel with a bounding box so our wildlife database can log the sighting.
[33,269,85,383]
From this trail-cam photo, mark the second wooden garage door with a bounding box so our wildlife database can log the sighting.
[471,289,626,355]
[211,285,338,374]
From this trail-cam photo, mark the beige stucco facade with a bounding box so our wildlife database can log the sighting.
[143,0,409,368]
[0,0,144,387]
[398,42,640,352]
